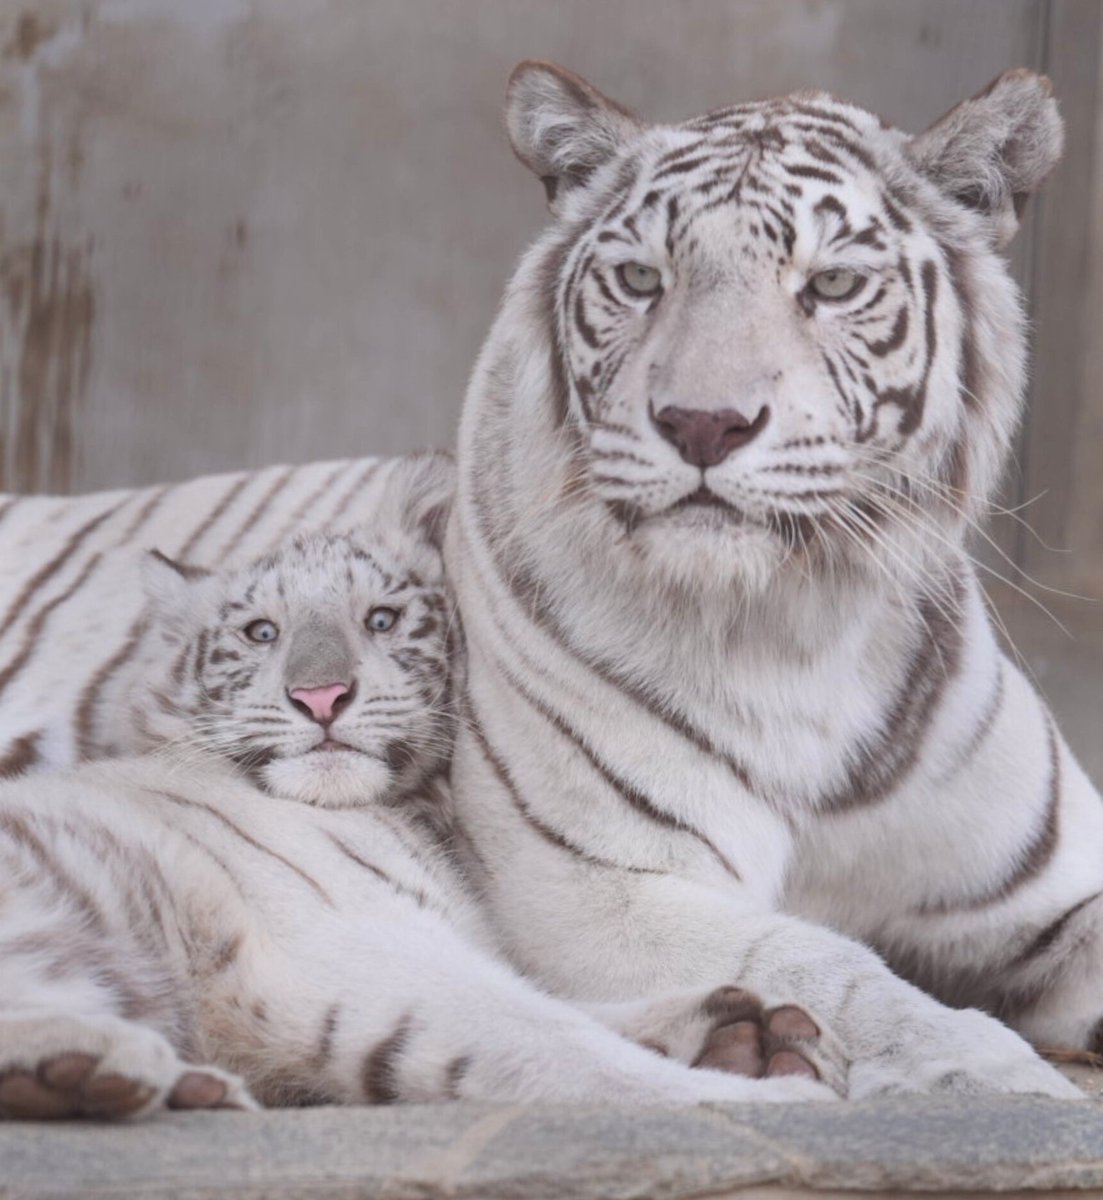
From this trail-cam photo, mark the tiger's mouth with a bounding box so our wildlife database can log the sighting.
[670,486,747,518]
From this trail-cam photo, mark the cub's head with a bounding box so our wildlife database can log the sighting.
[133,456,454,806]
[493,63,1062,593]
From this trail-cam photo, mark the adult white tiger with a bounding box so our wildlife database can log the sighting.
[445,62,1092,1099]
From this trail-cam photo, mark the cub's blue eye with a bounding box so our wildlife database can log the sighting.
[244,619,279,643]
[366,607,400,633]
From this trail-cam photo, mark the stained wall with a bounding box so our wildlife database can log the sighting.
[0,0,1099,588]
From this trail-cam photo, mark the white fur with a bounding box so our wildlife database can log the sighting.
[0,501,842,1117]
[444,65,1084,1100]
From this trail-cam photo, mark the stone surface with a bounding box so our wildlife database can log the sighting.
[3,1093,1103,1199]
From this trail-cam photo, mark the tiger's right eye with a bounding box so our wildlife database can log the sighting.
[616,262,663,298]
[244,619,279,644]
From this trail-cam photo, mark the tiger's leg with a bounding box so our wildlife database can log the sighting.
[215,905,841,1106]
[0,810,255,1119]
[825,670,1103,1065]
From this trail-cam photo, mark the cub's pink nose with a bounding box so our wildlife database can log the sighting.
[289,683,349,724]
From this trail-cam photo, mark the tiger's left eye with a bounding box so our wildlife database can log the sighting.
[808,267,864,301]
[244,619,279,644]
[366,607,400,633]
[616,262,663,297]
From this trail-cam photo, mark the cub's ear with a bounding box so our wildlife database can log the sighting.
[505,60,643,209]
[377,452,456,552]
[907,68,1063,247]
[141,549,211,618]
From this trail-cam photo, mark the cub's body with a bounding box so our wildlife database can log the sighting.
[0,460,842,1119]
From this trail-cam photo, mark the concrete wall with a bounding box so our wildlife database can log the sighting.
[0,0,1099,588]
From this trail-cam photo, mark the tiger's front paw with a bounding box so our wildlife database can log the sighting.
[0,1013,257,1120]
[849,1007,1082,1100]
[688,987,848,1097]
[595,985,848,1097]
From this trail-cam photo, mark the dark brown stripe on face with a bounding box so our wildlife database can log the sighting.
[535,235,577,427]
[0,500,124,639]
[362,1013,413,1104]
[176,476,251,560]
[0,552,103,698]
[0,731,41,777]
[941,244,981,413]
[821,572,966,813]
[151,789,335,907]
[466,701,659,876]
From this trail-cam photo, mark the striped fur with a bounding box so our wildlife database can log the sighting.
[0,460,844,1117]
[445,63,1090,1100]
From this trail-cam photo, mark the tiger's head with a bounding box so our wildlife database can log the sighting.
[488,63,1062,594]
[129,456,455,807]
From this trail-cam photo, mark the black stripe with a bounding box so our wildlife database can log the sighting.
[176,475,251,559]
[466,701,658,875]
[325,831,433,909]
[1011,891,1103,967]
[151,789,335,907]
[362,1013,412,1104]
[219,467,297,557]
[920,715,1061,914]
[0,553,103,698]
[487,653,742,882]
[0,499,125,638]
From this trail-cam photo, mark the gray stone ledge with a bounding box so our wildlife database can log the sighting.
[3,1094,1103,1200]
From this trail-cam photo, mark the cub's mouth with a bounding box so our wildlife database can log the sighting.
[309,738,360,754]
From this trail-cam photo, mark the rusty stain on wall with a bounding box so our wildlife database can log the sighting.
[0,150,95,494]
[0,7,95,494]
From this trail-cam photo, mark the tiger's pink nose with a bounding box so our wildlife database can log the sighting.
[289,683,350,724]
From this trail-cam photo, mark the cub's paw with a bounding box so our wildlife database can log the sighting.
[0,1013,257,1120]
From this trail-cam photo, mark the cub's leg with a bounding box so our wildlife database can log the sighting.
[220,905,842,1106]
[0,809,255,1120]
[0,1014,253,1119]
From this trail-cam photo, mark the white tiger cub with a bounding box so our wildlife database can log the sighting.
[0,461,845,1119]
[445,63,1090,1100]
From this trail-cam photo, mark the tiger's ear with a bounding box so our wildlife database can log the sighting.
[907,68,1063,248]
[141,549,211,619]
[377,452,456,552]
[505,61,643,210]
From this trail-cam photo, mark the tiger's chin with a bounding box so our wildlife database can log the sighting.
[625,507,788,596]
[261,750,394,808]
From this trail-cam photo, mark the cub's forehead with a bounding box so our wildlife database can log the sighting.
[218,536,425,610]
